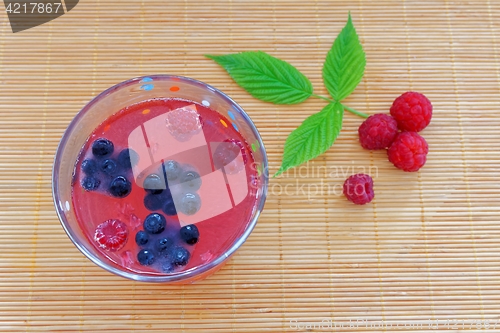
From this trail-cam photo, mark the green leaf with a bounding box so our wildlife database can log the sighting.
[205,51,313,104]
[322,13,366,101]
[275,102,344,176]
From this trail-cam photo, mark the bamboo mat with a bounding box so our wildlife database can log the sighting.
[1,0,499,332]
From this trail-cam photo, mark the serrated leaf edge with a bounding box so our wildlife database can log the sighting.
[274,102,344,177]
[205,52,313,105]
[322,13,366,102]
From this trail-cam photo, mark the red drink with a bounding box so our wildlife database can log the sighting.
[72,98,258,276]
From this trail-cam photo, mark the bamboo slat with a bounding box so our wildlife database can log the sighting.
[0,0,499,332]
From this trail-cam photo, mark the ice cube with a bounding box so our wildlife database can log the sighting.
[116,202,135,219]
[120,250,134,268]
[129,214,142,230]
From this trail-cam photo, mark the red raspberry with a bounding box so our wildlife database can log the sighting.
[387,132,428,172]
[224,138,248,164]
[343,174,374,205]
[390,91,432,132]
[358,114,398,150]
[94,219,129,251]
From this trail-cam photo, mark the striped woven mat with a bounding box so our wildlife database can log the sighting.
[0,1,499,332]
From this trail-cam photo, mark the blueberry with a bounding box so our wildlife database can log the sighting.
[144,190,175,210]
[179,192,201,215]
[143,213,166,234]
[170,246,190,266]
[162,196,177,216]
[117,148,138,170]
[143,192,169,211]
[137,249,155,266]
[155,237,174,256]
[143,173,165,194]
[180,170,202,191]
[161,261,174,273]
[163,160,181,181]
[81,159,97,175]
[135,230,149,246]
[109,176,132,198]
[101,159,117,176]
[180,224,199,245]
[81,176,100,191]
[92,138,114,157]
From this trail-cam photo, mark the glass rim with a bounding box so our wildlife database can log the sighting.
[52,74,269,283]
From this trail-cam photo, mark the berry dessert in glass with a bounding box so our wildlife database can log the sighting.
[52,75,268,283]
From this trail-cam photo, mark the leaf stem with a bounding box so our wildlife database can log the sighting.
[342,104,369,118]
[311,93,335,103]
[311,94,370,118]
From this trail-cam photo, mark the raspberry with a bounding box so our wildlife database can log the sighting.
[343,174,374,205]
[358,114,398,150]
[94,219,129,251]
[165,106,201,141]
[390,91,432,132]
[224,139,248,164]
[387,132,428,172]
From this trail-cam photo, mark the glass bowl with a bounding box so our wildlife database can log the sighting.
[52,75,268,283]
